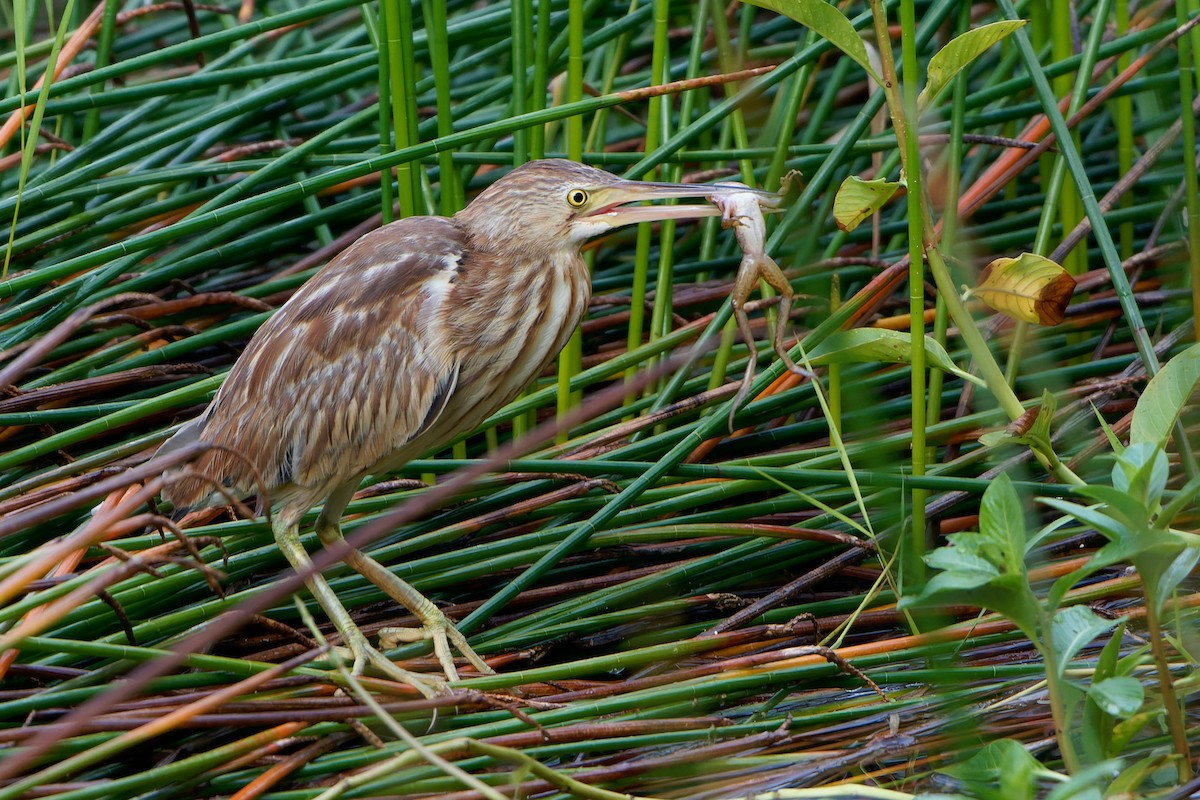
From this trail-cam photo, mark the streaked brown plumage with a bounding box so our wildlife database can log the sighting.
[159,159,776,694]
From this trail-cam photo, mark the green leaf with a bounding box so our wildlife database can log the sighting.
[946,738,1043,798]
[807,328,986,386]
[979,473,1028,571]
[903,571,1040,642]
[1051,605,1117,678]
[919,20,1027,109]
[742,0,881,82]
[833,175,901,231]
[1105,755,1171,798]
[1073,485,1151,533]
[924,547,997,576]
[1094,620,1126,682]
[1039,497,1134,546]
[1088,676,1143,718]
[1149,547,1200,614]
[1130,342,1200,447]
[1111,442,1168,507]
[1043,760,1122,800]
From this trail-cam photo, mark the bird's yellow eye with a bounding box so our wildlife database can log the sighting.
[566,189,589,207]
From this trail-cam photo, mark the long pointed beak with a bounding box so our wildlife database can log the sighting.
[583,180,782,227]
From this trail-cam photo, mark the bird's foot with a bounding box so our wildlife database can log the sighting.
[379,611,495,682]
[334,629,445,698]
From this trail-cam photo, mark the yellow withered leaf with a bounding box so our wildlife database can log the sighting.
[833,175,901,232]
[970,252,1076,325]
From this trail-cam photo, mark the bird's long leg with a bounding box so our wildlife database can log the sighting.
[271,515,442,697]
[313,499,494,680]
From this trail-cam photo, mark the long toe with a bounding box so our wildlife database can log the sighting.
[341,630,444,698]
[361,647,446,698]
[379,616,494,680]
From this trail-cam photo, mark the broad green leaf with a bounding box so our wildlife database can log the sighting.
[903,571,1040,641]
[743,0,881,82]
[968,252,1076,325]
[1088,676,1143,718]
[807,328,986,386]
[919,20,1027,109]
[924,548,997,576]
[946,738,1043,796]
[1130,341,1200,447]
[979,473,1027,573]
[1111,441,1168,506]
[1052,605,1117,678]
[1073,485,1150,533]
[833,175,901,231]
[1040,497,1134,545]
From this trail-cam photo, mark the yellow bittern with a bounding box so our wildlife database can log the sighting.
[159,159,775,694]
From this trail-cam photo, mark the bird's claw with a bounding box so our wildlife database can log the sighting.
[715,189,811,430]
[334,632,446,698]
[379,614,495,683]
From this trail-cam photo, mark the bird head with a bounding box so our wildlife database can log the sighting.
[456,159,781,256]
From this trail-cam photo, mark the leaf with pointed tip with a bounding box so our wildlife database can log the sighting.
[807,328,986,386]
[919,20,1027,109]
[969,252,1076,325]
[1087,676,1143,718]
[980,473,1028,569]
[833,175,901,231]
[1130,341,1200,447]
[1111,441,1168,506]
[743,0,881,83]
[947,738,1043,789]
[1052,605,1117,678]
[903,570,1040,641]
[1148,547,1200,614]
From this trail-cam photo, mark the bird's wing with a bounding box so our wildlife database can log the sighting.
[168,217,467,510]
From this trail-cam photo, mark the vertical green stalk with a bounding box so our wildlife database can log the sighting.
[1176,0,1200,338]
[1050,0,1082,275]
[899,0,926,597]
[1037,608,1083,774]
[870,0,926,596]
[3,0,75,281]
[511,0,536,441]
[556,0,587,435]
[367,5,394,223]
[584,0,636,154]
[423,0,464,460]
[81,0,119,143]
[645,0,675,386]
[1113,0,1133,260]
[765,39,813,191]
[1009,0,1112,384]
[511,0,531,164]
[828,274,842,431]
[929,0,972,436]
[529,0,551,159]
[381,0,420,218]
[424,0,459,215]
[1143,596,1193,780]
[708,3,755,182]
